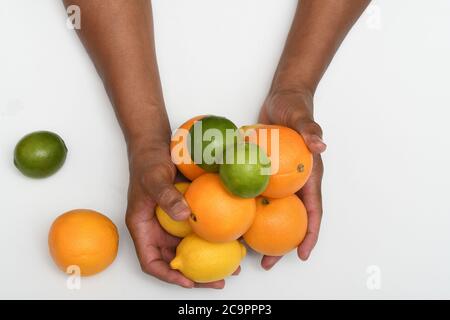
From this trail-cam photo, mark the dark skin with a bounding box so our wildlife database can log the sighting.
[64,0,370,288]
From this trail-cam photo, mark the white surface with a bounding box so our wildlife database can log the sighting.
[1,0,450,299]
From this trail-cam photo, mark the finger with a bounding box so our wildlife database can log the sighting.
[297,186,323,260]
[297,155,323,260]
[155,184,191,221]
[293,119,327,154]
[193,267,239,290]
[298,231,319,261]
[161,246,177,263]
[232,266,241,276]
[261,255,283,270]
[126,192,194,288]
[142,166,191,221]
[145,257,194,289]
[263,95,326,153]
[194,280,225,289]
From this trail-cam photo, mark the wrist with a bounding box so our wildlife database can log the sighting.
[267,85,314,114]
[114,100,171,157]
[269,86,314,100]
[269,78,315,99]
[127,136,171,163]
[124,114,172,159]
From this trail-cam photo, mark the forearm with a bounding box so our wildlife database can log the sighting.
[63,0,170,154]
[272,0,370,95]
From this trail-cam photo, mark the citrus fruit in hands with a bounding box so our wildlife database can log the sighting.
[48,209,119,276]
[189,115,238,172]
[241,124,313,198]
[156,182,192,238]
[171,116,206,181]
[170,234,246,283]
[185,173,256,242]
[14,131,67,178]
[243,195,307,256]
[219,142,271,198]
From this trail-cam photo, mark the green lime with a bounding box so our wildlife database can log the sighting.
[14,131,68,178]
[219,142,271,198]
[189,115,238,172]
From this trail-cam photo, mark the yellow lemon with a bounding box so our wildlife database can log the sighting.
[156,182,192,238]
[170,234,246,283]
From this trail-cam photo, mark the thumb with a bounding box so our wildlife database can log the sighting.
[141,167,191,221]
[150,184,191,221]
[152,184,191,220]
[293,119,327,154]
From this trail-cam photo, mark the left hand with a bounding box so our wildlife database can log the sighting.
[258,89,326,269]
[125,144,235,289]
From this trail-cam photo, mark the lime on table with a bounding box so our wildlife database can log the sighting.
[14,131,68,178]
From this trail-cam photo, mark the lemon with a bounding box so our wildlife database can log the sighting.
[155,182,192,238]
[170,234,246,283]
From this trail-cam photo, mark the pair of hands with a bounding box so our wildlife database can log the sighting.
[125,90,326,289]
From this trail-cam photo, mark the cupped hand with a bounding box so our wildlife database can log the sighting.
[258,89,326,269]
[125,144,235,288]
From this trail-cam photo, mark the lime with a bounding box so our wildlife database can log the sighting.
[189,115,238,172]
[219,142,271,198]
[14,131,68,178]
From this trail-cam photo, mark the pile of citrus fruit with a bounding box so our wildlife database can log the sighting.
[12,113,312,283]
[161,115,312,283]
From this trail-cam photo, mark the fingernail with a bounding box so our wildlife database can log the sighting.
[176,210,191,221]
[182,283,194,289]
[182,198,190,207]
[299,251,310,261]
[262,264,272,271]
[309,135,327,152]
[172,202,190,220]
[311,135,325,145]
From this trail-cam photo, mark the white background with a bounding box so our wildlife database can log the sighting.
[0,0,449,299]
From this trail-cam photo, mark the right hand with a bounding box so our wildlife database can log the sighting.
[125,144,235,289]
[258,89,326,269]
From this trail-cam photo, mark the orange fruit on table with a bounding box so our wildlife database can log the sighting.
[241,124,313,198]
[185,173,256,242]
[171,115,207,181]
[244,195,308,256]
[48,209,119,276]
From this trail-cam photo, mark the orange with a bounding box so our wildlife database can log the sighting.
[171,116,207,181]
[185,173,256,242]
[241,124,313,198]
[243,195,308,256]
[48,209,119,276]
